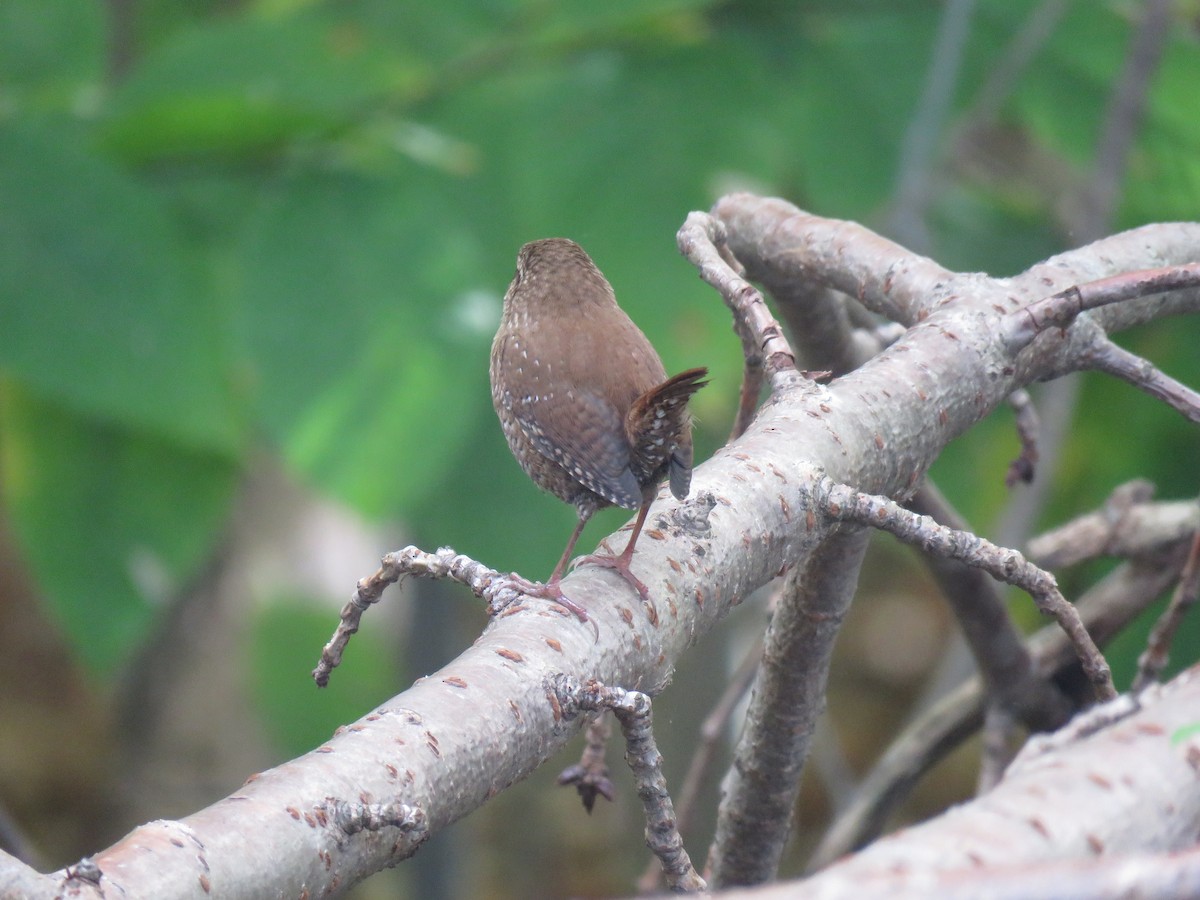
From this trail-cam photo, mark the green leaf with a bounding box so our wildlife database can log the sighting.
[1171,723,1200,747]
[0,0,104,94]
[1118,29,1200,226]
[0,386,238,674]
[789,7,937,215]
[0,122,241,455]
[100,13,424,164]
[250,600,400,757]
[233,170,488,518]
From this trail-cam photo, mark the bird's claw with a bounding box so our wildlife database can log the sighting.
[575,552,651,604]
[498,574,599,641]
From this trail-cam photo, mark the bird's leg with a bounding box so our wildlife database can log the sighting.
[548,515,590,585]
[575,502,653,603]
[502,514,596,630]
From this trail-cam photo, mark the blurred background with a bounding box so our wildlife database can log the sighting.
[1,1,1198,897]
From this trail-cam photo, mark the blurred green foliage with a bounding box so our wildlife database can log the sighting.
[250,599,400,757]
[0,0,1197,691]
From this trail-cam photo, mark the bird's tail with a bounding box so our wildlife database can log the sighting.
[625,367,709,500]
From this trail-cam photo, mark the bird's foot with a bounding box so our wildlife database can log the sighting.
[574,552,651,605]
[498,574,598,640]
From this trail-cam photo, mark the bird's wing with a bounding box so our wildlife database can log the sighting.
[504,388,643,510]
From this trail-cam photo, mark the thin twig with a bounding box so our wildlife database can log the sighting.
[885,0,977,253]
[1025,481,1200,568]
[551,676,705,893]
[312,546,565,686]
[1084,338,1200,424]
[817,478,1116,701]
[905,483,1072,730]
[968,0,1071,125]
[1134,525,1200,692]
[1074,0,1174,243]
[1005,389,1041,486]
[557,715,615,813]
[677,210,798,439]
[1003,265,1200,353]
[637,636,764,894]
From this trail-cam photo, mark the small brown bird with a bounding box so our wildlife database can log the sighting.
[490,238,707,620]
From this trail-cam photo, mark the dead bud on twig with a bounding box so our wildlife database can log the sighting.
[557,714,615,813]
[1005,388,1041,486]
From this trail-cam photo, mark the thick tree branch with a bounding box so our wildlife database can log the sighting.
[738,663,1200,900]
[707,528,870,887]
[24,196,1200,898]
[811,546,1190,868]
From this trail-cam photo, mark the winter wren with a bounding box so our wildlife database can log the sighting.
[490,238,708,620]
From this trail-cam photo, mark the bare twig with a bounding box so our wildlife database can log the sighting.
[1003,265,1200,353]
[755,270,866,377]
[819,478,1115,700]
[1134,526,1200,691]
[884,0,977,252]
[905,483,1072,730]
[967,0,1071,125]
[948,1,1074,223]
[1024,481,1200,567]
[723,197,889,381]
[1073,0,1174,242]
[551,677,705,893]
[1084,338,1200,424]
[557,714,614,813]
[677,211,798,438]
[312,546,579,686]
[638,635,764,894]
[1004,388,1041,486]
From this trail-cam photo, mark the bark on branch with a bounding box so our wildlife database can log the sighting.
[717,663,1200,899]
[11,196,1199,898]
